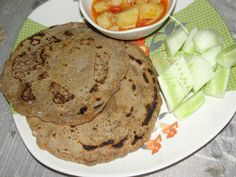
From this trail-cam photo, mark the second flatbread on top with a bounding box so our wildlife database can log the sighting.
[27,43,162,165]
[2,23,129,125]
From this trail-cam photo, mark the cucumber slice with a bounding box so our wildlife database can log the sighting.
[166,52,186,64]
[173,91,205,119]
[158,56,193,111]
[201,45,222,69]
[188,55,214,92]
[193,29,223,54]
[152,56,171,75]
[175,51,189,60]
[217,44,236,68]
[184,53,201,63]
[158,69,187,111]
[165,27,188,57]
[204,64,230,98]
[182,28,198,54]
[171,56,194,93]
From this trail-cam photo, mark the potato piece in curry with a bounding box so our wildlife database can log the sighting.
[92,0,168,31]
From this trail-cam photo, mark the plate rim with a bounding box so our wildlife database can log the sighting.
[12,0,236,176]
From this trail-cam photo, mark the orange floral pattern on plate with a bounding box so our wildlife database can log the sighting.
[161,121,178,139]
[145,134,162,154]
[145,121,179,155]
[135,39,179,155]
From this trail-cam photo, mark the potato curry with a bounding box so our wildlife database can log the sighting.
[92,0,168,31]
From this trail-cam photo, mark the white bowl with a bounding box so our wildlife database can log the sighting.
[79,0,177,40]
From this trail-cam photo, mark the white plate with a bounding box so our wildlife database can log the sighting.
[13,0,236,176]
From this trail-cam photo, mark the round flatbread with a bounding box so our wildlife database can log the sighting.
[2,23,129,125]
[27,43,162,165]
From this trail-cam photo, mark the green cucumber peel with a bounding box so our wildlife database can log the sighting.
[217,44,236,68]
[204,64,230,98]
[155,25,233,119]
[158,68,187,111]
[173,91,205,119]
[158,56,193,111]
[152,56,171,75]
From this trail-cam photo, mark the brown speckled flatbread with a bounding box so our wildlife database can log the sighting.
[26,43,162,165]
[2,23,129,125]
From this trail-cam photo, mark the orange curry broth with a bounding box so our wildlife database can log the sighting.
[91,0,168,31]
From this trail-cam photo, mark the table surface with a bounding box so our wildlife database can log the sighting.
[0,0,236,177]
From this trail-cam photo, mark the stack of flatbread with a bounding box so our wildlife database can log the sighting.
[1,22,162,165]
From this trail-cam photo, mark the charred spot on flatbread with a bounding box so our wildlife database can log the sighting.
[50,82,75,104]
[21,83,35,102]
[26,42,162,166]
[2,22,129,125]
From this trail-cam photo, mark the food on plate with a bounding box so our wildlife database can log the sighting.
[155,27,236,119]
[157,56,194,111]
[204,65,230,98]
[165,27,188,57]
[217,44,236,68]
[1,22,162,165]
[26,43,162,165]
[1,22,130,125]
[92,0,168,30]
